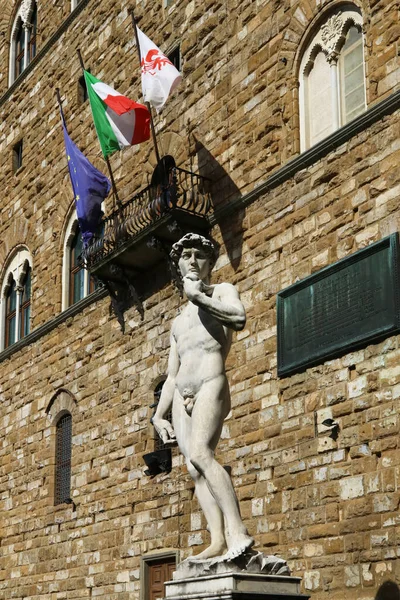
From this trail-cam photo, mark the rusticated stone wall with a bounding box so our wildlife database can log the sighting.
[0,0,399,599]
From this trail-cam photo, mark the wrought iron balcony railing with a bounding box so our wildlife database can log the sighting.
[84,165,212,272]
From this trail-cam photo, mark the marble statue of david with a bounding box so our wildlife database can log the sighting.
[152,233,254,561]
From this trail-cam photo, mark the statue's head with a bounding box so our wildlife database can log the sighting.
[170,233,217,281]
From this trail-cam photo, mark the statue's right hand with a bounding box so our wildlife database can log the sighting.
[152,417,176,445]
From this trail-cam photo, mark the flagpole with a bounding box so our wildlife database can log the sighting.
[77,48,122,208]
[55,87,63,114]
[129,11,161,166]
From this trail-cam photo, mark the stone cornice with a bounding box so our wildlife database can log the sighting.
[0,286,107,364]
[209,88,400,226]
[0,0,90,107]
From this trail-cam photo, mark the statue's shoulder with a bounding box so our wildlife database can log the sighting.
[171,309,185,334]
[213,281,240,298]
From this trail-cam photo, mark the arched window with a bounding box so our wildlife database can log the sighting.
[9,1,38,85]
[55,412,72,505]
[46,389,77,506]
[62,213,97,310]
[0,249,32,350]
[299,6,366,151]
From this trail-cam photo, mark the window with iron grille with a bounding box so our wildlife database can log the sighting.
[153,381,171,451]
[55,412,72,505]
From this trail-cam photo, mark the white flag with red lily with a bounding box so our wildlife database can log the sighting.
[136,26,182,113]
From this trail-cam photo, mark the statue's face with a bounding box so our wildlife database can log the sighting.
[178,246,211,280]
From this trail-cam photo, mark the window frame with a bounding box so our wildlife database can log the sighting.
[27,4,37,64]
[69,227,86,306]
[0,249,32,351]
[19,266,31,339]
[5,277,17,348]
[298,6,365,152]
[14,18,25,79]
[62,212,97,311]
[9,1,38,86]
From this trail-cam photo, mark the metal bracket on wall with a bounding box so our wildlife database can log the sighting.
[99,264,144,333]
[147,231,184,297]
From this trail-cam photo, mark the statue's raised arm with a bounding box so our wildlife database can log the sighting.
[183,278,246,331]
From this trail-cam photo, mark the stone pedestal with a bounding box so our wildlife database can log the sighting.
[165,572,310,600]
[164,554,310,600]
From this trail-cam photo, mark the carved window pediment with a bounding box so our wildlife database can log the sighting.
[299,6,366,151]
[301,9,363,72]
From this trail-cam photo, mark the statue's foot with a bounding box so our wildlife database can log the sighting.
[190,540,227,561]
[220,533,255,561]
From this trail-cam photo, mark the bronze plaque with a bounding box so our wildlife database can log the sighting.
[277,234,400,377]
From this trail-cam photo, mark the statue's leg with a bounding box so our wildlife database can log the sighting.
[186,460,227,559]
[173,390,227,559]
[188,378,254,560]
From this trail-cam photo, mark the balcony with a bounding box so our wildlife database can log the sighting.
[83,157,213,326]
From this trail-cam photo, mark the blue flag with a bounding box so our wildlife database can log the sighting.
[60,107,111,246]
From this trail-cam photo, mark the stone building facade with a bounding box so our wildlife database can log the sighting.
[0,0,399,599]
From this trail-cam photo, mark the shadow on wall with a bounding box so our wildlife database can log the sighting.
[193,136,245,272]
[375,581,400,600]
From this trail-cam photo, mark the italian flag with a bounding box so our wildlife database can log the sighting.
[84,70,150,158]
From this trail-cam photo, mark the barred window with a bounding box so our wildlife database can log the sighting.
[55,413,72,505]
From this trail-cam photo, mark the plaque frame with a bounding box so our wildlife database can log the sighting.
[277,233,400,377]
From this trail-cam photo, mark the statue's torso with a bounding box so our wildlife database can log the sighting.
[172,286,232,398]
